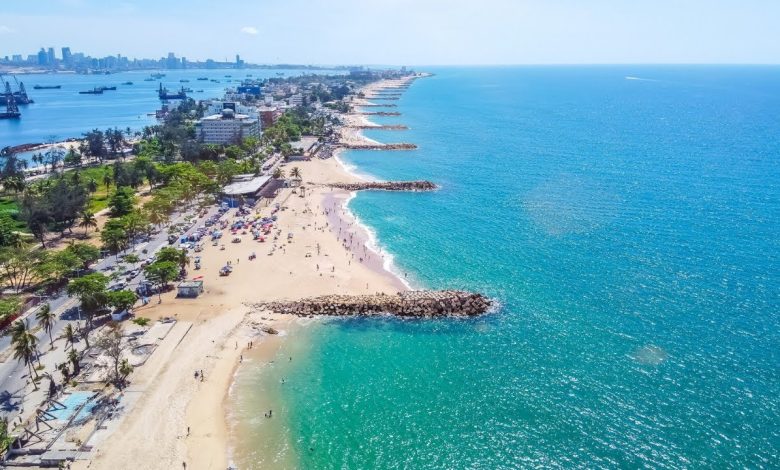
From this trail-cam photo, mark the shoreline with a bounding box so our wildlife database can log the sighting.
[71,75,419,470]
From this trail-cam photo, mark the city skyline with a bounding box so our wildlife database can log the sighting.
[1,0,779,65]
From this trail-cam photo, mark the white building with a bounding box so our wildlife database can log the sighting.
[197,109,260,145]
[204,101,259,120]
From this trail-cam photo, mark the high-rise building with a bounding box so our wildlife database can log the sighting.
[235,54,244,68]
[38,48,48,65]
[166,52,178,69]
[62,47,72,64]
[47,47,56,64]
[181,57,187,68]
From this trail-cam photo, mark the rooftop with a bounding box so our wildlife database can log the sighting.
[222,175,271,195]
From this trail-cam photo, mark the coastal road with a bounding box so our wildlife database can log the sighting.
[0,205,208,421]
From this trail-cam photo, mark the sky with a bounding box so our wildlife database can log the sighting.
[1,0,778,65]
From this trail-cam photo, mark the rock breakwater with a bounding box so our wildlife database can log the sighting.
[347,125,408,130]
[341,143,417,150]
[327,180,437,191]
[253,291,492,318]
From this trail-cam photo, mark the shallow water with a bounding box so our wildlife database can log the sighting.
[232,66,780,468]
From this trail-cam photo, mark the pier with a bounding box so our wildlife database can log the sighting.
[367,97,400,101]
[253,291,492,318]
[356,112,402,116]
[341,143,417,150]
[357,103,398,108]
[327,181,436,191]
[347,124,408,130]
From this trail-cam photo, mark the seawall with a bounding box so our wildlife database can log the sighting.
[252,291,492,318]
[327,181,436,191]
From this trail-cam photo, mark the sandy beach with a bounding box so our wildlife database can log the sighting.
[72,77,417,470]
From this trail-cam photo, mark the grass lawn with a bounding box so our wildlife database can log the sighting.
[0,196,29,232]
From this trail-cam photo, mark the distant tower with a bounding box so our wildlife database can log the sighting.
[37,48,48,66]
[235,54,244,68]
[47,47,56,65]
[62,47,72,65]
[166,52,178,69]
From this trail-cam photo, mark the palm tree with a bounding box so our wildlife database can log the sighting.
[290,167,302,180]
[87,178,98,194]
[63,323,76,350]
[67,348,80,376]
[272,168,285,179]
[35,303,56,349]
[11,320,40,389]
[102,173,112,191]
[78,211,98,236]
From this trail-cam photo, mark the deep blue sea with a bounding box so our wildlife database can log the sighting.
[231,66,780,469]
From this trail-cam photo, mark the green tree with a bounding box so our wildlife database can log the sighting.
[107,290,137,312]
[35,303,56,348]
[63,323,76,350]
[155,247,188,270]
[78,210,98,236]
[67,273,110,348]
[10,320,40,388]
[65,242,101,268]
[108,186,136,217]
[290,167,302,180]
[143,261,178,302]
[0,246,46,293]
[100,219,128,256]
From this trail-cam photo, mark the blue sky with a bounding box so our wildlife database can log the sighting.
[1,0,778,65]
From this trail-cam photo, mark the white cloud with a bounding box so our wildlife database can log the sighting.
[240,26,258,35]
[0,25,15,34]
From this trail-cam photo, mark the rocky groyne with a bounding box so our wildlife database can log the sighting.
[358,103,398,108]
[252,291,492,318]
[367,97,400,101]
[327,180,437,191]
[341,143,417,150]
[347,125,408,130]
[356,112,402,116]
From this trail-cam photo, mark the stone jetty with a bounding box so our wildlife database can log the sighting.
[327,180,437,191]
[356,112,402,116]
[341,143,417,150]
[252,291,492,318]
[367,97,400,101]
[347,124,408,130]
[358,103,398,108]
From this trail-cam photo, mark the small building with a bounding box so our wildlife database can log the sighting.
[222,174,271,207]
[197,109,260,145]
[177,280,204,298]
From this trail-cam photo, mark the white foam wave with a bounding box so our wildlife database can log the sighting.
[342,193,416,290]
[334,152,379,182]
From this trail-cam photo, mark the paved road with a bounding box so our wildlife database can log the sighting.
[0,205,211,420]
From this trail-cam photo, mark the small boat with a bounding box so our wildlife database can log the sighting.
[180,79,190,82]
[197,77,208,81]
[122,81,133,85]
[143,78,155,81]
[210,79,220,83]
[196,89,204,93]
[99,86,117,91]
[182,87,193,92]
[33,85,61,89]
[79,88,104,94]
[151,73,166,79]
[224,75,232,77]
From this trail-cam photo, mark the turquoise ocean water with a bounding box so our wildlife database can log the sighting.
[231,66,780,469]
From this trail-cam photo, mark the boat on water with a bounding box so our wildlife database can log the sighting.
[33,85,61,89]
[158,82,187,100]
[122,81,133,85]
[180,79,190,83]
[196,89,204,93]
[225,75,232,77]
[79,87,104,95]
[99,86,117,91]
[181,87,194,93]
[151,73,166,79]
[197,77,209,80]
[211,79,220,83]
[143,78,155,81]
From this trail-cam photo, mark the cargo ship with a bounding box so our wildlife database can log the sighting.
[33,85,62,89]
[158,83,187,100]
[79,87,104,94]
